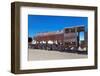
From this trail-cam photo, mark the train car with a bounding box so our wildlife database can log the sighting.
[30,26,87,54]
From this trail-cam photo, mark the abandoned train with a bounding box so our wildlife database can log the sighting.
[28,26,88,54]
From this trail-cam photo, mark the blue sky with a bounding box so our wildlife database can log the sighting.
[28,15,88,40]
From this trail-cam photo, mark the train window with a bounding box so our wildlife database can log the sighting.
[65,29,69,33]
[71,28,75,32]
[77,27,85,32]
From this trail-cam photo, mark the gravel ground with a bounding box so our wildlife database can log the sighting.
[28,49,87,61]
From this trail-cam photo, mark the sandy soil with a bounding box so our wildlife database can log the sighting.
[28,49,87,61]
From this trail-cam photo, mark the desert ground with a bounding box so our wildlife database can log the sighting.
[28,49,87,61]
